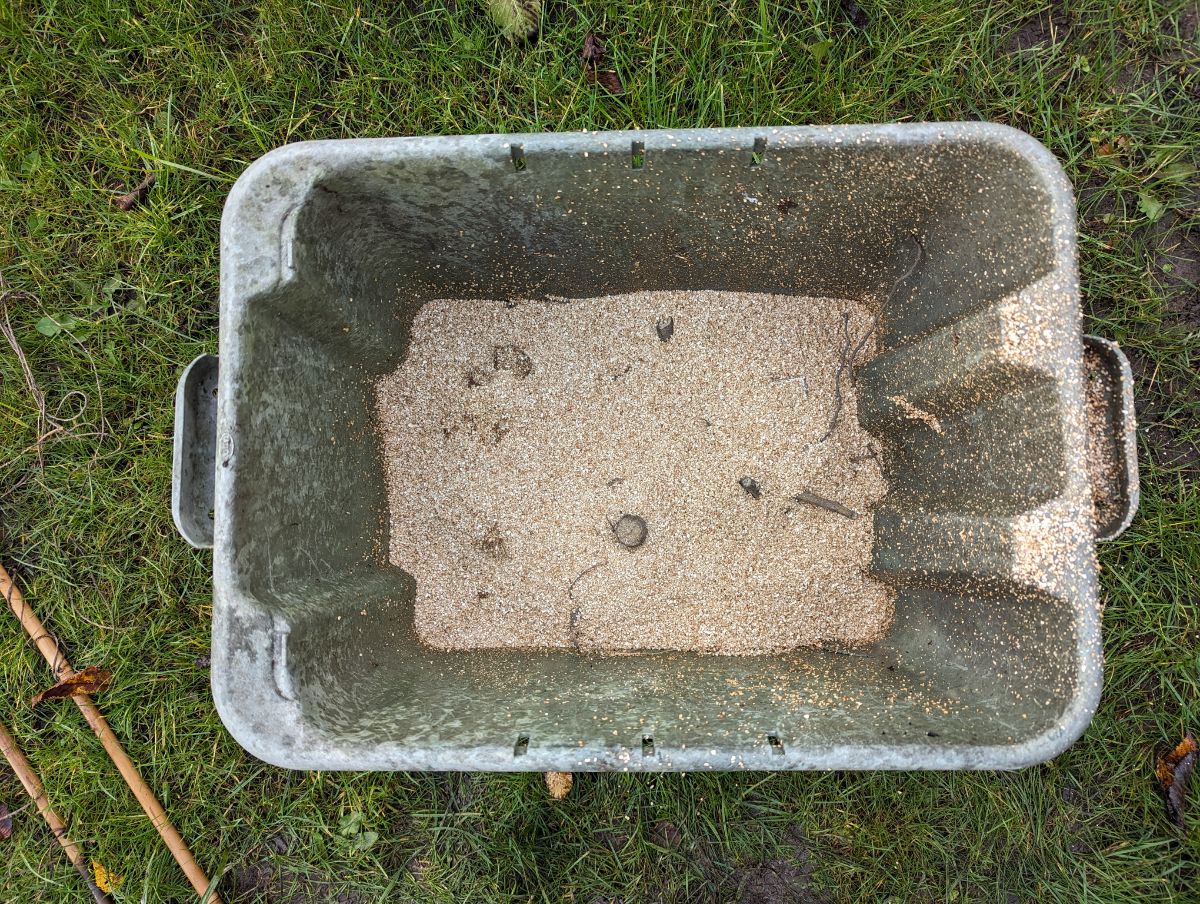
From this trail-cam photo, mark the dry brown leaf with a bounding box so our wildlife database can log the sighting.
[1094,136,1130,157]
[1168,754,1197,826]
[31,666,112,707]
[1156,732,1197,827]
[0,803,12,840]
[91,860,123,893]
[544,771,573,800]
[597,70,624,94]
[1156,733,1198,783]
[585,69,624,95]
[581,30,622,95]
[581,30,605,65]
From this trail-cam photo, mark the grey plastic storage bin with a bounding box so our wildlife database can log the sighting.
[174,125,1138,772]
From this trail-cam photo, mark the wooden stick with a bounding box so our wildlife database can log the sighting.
[1,563,220,903]
[112,173,155,211]
[0,717,113,904]
[793,490,859,519]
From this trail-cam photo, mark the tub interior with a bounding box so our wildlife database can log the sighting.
[217,130,1094,767]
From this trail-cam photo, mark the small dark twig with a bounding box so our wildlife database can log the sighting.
[568,560,606,650]
[113,174,155,211]
[818,312,854,442]
[793,490,858,519]
[818,236,923,442]
[568,561,606,601]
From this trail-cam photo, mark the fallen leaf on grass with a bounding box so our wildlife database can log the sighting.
[0,803,12,839]
[31,666,111,707]
[113,174,155,211]
[1094,134,1133,157]
[585,68,624,95]
[544,771,573,800]
[581,30,605,65]
[581,29,623,94]
[92,860,123,893]
[1156,732,1197,827]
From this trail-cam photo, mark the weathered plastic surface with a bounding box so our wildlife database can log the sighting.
[172,354,218,549]
[1081,335,1139,541]
[187,124,1142,772]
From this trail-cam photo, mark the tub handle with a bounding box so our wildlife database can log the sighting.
[172,354,219,549]
[1083,336,1139,541]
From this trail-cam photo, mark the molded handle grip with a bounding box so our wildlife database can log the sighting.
[172,354,219,549]
[1082,335,1139,541]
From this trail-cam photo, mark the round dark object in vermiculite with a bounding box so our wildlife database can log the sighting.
[493,344,533,377]
[739,476,762,499]
[656,316,675,342]
[613,514,648,549]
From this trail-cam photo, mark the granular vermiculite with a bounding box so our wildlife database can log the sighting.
[374,290,893,654]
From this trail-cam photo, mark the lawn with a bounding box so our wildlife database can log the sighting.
[0,0,1197,901]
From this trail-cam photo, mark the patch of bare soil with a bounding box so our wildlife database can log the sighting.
[727,826,830,904]
[226,862,369,904]
[1002,3,1074,54]
[1154,221,1200,330]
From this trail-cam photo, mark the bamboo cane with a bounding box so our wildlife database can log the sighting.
[1,562,220,903]
[0,716,112,903]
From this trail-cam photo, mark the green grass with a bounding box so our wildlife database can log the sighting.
[1,0,1198,901]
